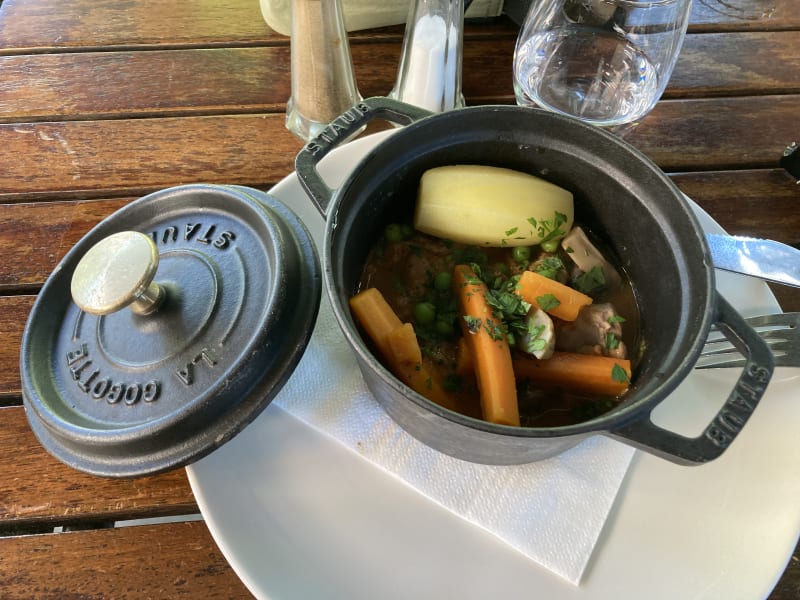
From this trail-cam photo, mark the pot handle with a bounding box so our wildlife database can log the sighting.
[294,96,433,217]
[609,293,775,465]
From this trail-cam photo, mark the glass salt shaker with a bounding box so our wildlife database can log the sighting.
[286,0,362,141]
[389,0,465,113]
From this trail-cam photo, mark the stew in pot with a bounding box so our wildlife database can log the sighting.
[350,165,642,428]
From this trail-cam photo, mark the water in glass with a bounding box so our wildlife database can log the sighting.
[513,0,692,133]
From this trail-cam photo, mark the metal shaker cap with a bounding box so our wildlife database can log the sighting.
[20,184,321,477]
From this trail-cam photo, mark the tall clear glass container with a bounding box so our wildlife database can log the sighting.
[389,0,465,113]
[286,0,362,141]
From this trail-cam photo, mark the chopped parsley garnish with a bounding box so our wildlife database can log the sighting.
[535,293,561,312]
[463,315,482,334]
[605,332,620,351]
[612,364,630,384]
[462,262,484,286]
[533,256,565,281]
[483,317,506,342]
[500,225,529,246]
[486,288,529,320]
[471,273,536,350]
[574,265,606,294]
[525,323,547,353]
[536,211,569,245]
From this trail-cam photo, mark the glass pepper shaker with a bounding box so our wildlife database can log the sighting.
[286,0,362,141]
[389,0,465,113]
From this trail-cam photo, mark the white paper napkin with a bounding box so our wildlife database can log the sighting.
[273,295,635,585]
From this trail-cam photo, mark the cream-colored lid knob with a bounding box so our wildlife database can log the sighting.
[70,231,165,316]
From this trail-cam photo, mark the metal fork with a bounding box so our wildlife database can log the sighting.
[697,312,800,369]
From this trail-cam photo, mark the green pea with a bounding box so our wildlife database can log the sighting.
[399,223,414,239]
[384,224,404,243]
[512,245,532,264]
[414,302,437,325]
[435,319,455,337]
[433,271,452,291]
[540,238,561,253]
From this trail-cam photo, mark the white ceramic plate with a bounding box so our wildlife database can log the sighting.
[187,131,800,600]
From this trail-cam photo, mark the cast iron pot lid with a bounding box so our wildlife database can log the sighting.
[20,184,321,478]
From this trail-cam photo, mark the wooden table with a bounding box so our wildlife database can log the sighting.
[0,0,797,597]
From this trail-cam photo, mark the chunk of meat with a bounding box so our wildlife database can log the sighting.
[561,226,622,292]
[555,303,627,359]
[520,307,556,360]
[361,235,453,321]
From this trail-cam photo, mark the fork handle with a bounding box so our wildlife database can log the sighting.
[610,294,775,465]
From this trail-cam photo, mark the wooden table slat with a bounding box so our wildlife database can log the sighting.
[1,31,799,123]
[0,0,278,52]
[0,406,196,527]
[0,115,300,200]
[689,0,800,32]
[0,47,294,122]
[1,0,799,55]
[0,200,132,291]
[0,95,797,202]
[0,166,796,293]
[668,31,800,98]
[0,521,254,599]
[626,95,800,171]
[671,169,800,246]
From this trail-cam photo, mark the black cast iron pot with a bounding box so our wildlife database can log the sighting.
[295,96,775,466]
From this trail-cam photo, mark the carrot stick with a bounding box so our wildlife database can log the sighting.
[350,288,457,411]
[349,287,403,358]
[512,351,631,397]
[453,264,520,426]
[391,360,458,411]
[516,270,592,321]
[386,322,423,365]
[455,337,474,377]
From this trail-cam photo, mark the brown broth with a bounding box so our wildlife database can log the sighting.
[356,226,642,427]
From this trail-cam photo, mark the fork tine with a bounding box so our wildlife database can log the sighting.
[705,338,791,351]
[708,320,796,338]
[697,312,799,369]
[695,356,748,369]
[755,330,796,341]
[699,344,737,358]
[696,354,794,370]
[744,312,800,328]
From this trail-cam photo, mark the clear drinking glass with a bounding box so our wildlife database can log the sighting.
[513,0,692,135]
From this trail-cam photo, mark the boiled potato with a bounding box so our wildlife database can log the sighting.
[414,165,574,247]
